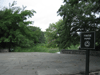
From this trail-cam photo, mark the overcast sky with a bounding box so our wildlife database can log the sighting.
[0,0,63,31]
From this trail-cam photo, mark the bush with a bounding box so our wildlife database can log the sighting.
[13,44,48,52]
[13,44,59,53]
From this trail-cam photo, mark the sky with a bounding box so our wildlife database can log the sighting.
[0,0,63,31]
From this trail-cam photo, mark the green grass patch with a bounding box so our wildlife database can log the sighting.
[67,45,79,50]
[13,44,59,53]
[13,44,79,53]
[48,48,59,53]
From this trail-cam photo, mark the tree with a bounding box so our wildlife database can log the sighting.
[0,1,36,50]
[57,0,100,50]
[45,19,63,48]
[28,26,45,44]
[39,31,46,43]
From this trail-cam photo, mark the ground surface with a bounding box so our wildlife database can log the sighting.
[0,52,100,75]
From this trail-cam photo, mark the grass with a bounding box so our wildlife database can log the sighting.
[13,44,79,53]
[48,48,59,53]
[13,44,59,53]
[67,45,79,50]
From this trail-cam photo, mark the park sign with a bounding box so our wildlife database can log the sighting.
[80,31,95,49]
[80,31,95,75]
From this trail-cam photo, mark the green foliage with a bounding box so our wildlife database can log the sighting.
[39,31,46,43]
[57,0,100,50]
[27,26,41,43]
[13,44,59,53]
[14,44,47,52]
[28,26,46,44]
[45,19,63,48]
[0,1,46,50]
[67,45,79,50]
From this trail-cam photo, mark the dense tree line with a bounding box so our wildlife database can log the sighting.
[45,0,100,51]
[45,19,63,48]
[1,0,100,51]
[0,1,45,51]
[57,0,100,50]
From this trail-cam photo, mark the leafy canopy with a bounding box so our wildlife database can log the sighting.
[57,0,100,50]
[0,1,36,49]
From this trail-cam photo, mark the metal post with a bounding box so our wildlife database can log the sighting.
[85,50,90,75]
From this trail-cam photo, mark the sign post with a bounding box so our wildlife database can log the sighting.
[80,31,95,75]
[86,49,90,75]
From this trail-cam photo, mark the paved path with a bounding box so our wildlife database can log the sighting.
[0,52,100,75]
